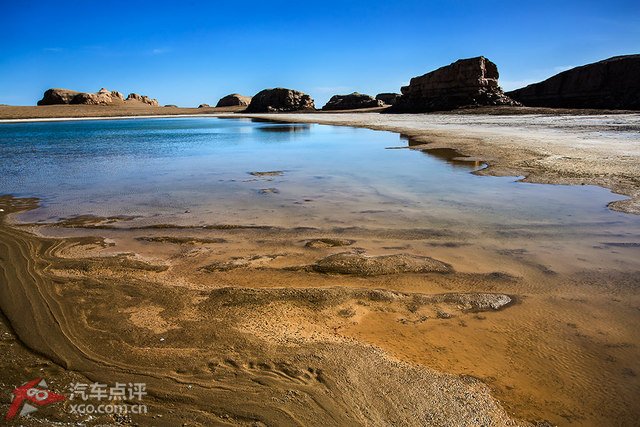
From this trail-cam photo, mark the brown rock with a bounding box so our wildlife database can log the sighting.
[390,56,519,112]
[37,88,153,106]
[37,88,81,105]
[313,252,452,276]
[376,93,402,105]
[110,90,125,101]
[506,55,640,110]
[216,93,252,107]
[245,88,315,113]
[126,93,159,106]
[198,104,210,108]
[322,92,384,110]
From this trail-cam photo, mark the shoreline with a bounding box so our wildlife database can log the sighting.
[2,108,638,215]
[0,113,223,123]
[236,112,640,215]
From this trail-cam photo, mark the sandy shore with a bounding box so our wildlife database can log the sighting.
[0,104,243,120]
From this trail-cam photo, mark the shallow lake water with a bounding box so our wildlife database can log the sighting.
[0,117,638,236]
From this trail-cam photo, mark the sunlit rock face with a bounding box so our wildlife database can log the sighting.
[390,56,519,112]
[507,55,640,110]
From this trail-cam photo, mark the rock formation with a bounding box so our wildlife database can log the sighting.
[322,92,384,110]
[38,88,157,106]
[216,93,252,107]
[376,93,402,105]
[126,93,159,106]
[198,104,210,108]
[37,88,81,105]
[245,88,315,113]
[389,56,519,112]
[506,55,640,110]
[164,104,178,108]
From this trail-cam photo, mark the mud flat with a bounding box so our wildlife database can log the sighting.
[1,194,639,426]
[234,111,640,214]
[0,196,529,426]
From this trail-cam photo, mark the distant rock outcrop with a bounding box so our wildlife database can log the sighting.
[164,104,178,108]
[506,55,640,110]
[126,93,159,106]
[198,104,210,108]
[245,88,315,113]
[322,92,384,110]
[216,94,252,107]
[376,93,402,106]
[37,88,81,105]
[38,88,157,106]
[390,56,519,112]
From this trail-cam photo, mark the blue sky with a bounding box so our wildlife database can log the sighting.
[1,0,638,106]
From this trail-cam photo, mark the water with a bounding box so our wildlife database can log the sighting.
[0,117,637,233]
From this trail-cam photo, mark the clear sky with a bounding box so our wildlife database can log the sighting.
[1,0,638,106]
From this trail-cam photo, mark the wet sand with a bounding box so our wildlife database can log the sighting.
[0,110,639,425]
[0,193,638,425]
[1,196,532,426]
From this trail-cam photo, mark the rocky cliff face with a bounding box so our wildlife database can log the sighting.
[216,94,252,107]
[390,57,519,112]
[38,88,157,106]
[506,55,640,110]
[322,93,384,110]
[376,93,401,106]
[245,88,315,113]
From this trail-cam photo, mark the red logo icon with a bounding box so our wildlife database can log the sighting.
[5,378,65,421]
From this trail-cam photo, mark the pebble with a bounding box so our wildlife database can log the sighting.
[160,337,165,342]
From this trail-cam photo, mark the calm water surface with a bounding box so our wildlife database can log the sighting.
[0,117,638,233]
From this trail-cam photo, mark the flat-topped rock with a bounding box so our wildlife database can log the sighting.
[390,56,519,112]
[376,93,402,105]
[245,88,315,113]
[216,93,252,107]
[322,92,384,110]
[506,55,640,110]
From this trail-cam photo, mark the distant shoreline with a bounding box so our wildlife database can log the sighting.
[0,113,229,123]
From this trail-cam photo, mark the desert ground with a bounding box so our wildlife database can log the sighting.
[0,107,639,426]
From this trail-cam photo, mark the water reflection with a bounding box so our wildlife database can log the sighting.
[256,124,311,133]
[399,134,483,169]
